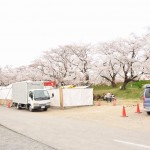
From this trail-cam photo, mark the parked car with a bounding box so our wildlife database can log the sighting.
[143,85,150,115]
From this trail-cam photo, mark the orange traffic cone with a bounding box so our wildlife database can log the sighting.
[135,103,142,113]
[97,101,101,106]
[7,101,11,108]
[121,106,128,117]
[113,99,117,106]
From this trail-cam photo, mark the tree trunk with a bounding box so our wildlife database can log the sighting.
[85,74,89,86]
[111,81,116,88]
[121,81,128,90]
[100,75,117,88]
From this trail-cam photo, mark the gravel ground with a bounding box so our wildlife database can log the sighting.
[0,125,56,150]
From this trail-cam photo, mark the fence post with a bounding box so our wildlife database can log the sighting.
[59,87,63,109]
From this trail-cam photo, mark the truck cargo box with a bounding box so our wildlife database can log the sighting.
[12,81,44,104]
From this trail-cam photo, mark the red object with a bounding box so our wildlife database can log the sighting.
[8,102,11,108]
[122,106,127,117]
[136,103,142,113]
[44,81,56,87]
[97,101,101,106]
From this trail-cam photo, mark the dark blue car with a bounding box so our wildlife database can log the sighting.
[143,85,150,115]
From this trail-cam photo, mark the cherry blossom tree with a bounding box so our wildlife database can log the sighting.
[0,66,17,85]
[0,32,150,88]
[115,36,149,90]
[95,41,121,87]
[142,31,150,76]
[31,46,75,85]
[30,44,94,86]
[66,44,94,85]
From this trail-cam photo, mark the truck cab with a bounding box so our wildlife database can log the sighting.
[28,89,50,111]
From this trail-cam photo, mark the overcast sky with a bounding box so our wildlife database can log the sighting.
[0,0,150,67]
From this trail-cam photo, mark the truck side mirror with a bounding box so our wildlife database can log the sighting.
[30,95,33,100]
[29,92,33,100]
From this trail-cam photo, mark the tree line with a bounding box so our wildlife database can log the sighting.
[0,33,150,90]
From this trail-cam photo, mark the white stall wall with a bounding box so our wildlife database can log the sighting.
[0,85,12,100]
[48,88,93,107]
[48,89,60,107]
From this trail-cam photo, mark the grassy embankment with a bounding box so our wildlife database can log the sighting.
[93,80,150,101]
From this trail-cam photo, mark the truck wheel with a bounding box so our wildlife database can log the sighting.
[17,104,20,110]
[147,112,150,115]
[29,106,33,112]
[43,108,47,111]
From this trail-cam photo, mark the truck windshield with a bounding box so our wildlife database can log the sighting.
[145,88,150,98]
[33,90,50,100]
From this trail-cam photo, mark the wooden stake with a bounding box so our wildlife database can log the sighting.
[59,87,63,109]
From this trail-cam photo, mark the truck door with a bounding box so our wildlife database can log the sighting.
[28,91,33,104]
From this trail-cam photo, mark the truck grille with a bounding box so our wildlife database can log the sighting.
[39,104,46,106]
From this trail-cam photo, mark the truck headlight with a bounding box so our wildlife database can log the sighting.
[46,102,50,105]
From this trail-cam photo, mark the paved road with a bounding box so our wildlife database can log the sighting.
[0,105,150,150]
[0,125,56,150]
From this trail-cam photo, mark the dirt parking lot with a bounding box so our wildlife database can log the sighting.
[41,100,150,131]
[1,100,150,131]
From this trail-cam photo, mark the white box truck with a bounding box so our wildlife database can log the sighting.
[12,81,50,111]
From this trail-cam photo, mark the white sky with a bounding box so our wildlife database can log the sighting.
[0,0,150,67]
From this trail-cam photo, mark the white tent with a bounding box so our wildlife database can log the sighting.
[49,87,93,107]
[0,84,12,100]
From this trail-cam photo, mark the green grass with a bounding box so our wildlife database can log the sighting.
[93,80,150,100]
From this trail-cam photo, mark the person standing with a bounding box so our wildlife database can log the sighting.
[106,92,112,102]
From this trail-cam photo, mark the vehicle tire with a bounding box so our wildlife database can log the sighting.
[147,112,150,115]
[12,103,15,107]
[29,106,33,112]
[43,108,47,111]
[16,104,20,110]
